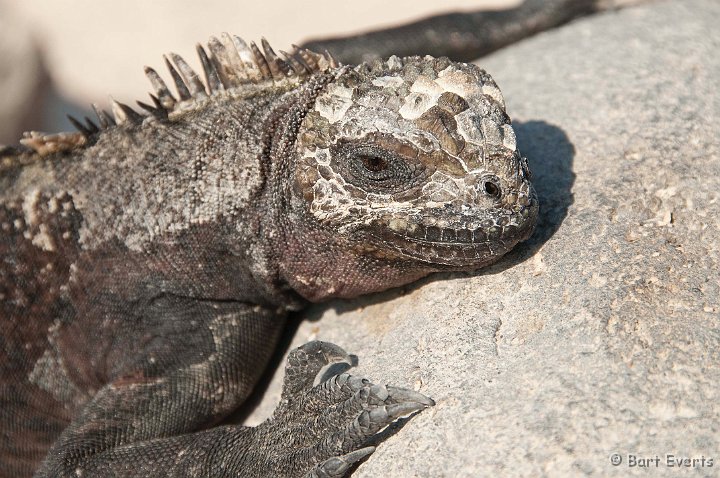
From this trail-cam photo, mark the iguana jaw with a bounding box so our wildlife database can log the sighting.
[274,189,537,301]
[350,191,538,268]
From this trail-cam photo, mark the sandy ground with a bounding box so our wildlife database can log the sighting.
[0,0,517,108]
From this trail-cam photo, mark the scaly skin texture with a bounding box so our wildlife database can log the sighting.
[0,34,537,477]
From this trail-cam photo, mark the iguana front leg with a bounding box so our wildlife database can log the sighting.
[35,299,286,477]
[36,299,430,477]
[247,341,434,477]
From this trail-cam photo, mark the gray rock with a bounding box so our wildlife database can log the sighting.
[244,1,720,476]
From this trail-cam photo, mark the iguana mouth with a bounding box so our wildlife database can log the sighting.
[368,200,538,267]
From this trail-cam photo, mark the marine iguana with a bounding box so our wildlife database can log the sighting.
[0,0,574,469]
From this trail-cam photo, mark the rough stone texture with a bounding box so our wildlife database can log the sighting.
[0,7,46,145]
[245,1,720,476]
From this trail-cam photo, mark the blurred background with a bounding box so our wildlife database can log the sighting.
[0,0,516,142]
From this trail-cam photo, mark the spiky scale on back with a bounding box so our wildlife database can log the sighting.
[1,31,537,478]
[3,34,337,161]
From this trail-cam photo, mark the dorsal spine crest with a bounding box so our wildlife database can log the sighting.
[10,35,340,157]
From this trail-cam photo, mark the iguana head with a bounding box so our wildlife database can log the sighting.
[292,56,538,270]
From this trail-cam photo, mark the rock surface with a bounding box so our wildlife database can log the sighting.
[245,1,720,476]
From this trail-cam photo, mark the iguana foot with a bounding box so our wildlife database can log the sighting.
[254,341,434,477]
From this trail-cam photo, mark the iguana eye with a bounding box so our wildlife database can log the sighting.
[333,143,414,191]
[350,148,403,183]
[359,154,388,173]
[352,149,398,182]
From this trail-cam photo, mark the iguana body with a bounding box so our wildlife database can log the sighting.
[0,24,540,478]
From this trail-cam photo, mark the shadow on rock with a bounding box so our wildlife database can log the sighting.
[514,119,576,248]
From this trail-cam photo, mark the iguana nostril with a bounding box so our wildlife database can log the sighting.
[483,180,501,200]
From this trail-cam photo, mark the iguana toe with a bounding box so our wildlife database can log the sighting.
[281,341,353,401]
[304,447,375,478]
